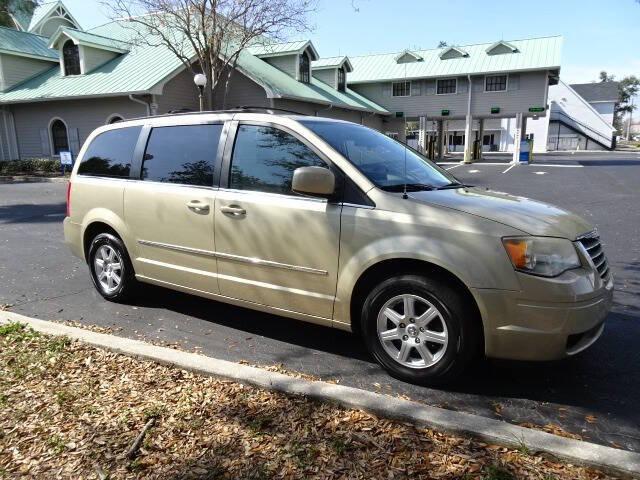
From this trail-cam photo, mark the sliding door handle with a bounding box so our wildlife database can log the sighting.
[220,205,246,216]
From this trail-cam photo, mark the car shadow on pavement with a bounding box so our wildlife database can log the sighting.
[126,284,640,418]
[0,202,66,224]
[130,284,373,364]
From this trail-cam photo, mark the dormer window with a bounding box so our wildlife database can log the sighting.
[337,67,346,92]
[62,40,80,75]
[486,41,519,56]
[299,52,310,83]
[395,50,423,64]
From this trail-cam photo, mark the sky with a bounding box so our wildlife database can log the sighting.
[64,0,640,84]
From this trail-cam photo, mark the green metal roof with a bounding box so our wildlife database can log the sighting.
[234,50,387,113]
[0,19,386,114]
[248,40,318,60]
[0,26,58,61]
[348,36,563,84]
[0,21,183,103]
[312,56,353,72]
[48,27,130,52]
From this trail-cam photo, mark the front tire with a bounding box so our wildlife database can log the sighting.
[88,233,137,302]
[360,275,481,386]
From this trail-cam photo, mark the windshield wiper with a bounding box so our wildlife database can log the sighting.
[434,181,470,190]
[381,183,435,192]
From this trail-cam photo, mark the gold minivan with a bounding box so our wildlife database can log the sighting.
[64,110,613,384]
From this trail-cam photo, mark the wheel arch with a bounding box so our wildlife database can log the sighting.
[347,258,484,342]
[81,211,134,264]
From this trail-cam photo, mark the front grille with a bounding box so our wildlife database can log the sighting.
[577,232,610,282]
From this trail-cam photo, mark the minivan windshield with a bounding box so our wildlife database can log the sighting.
[300,120,460,191]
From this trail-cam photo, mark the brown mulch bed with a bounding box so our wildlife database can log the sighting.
[0,323,618,479]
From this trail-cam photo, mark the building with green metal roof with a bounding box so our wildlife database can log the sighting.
[0,0,564,163]
[0,1,390,161]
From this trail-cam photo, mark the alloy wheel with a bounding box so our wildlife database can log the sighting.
[376,294,449,369]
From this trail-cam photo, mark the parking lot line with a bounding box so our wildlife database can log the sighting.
[502,164,515,174]
[438,162,512,166]
[532,163,583,168]
[445,164,463,170]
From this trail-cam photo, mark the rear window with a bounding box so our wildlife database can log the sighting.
[141,124,222,186]
[78,126,141,178]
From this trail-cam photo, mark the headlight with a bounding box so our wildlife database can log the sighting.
[502,236,580,277]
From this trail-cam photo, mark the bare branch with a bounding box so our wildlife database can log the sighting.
[103,0,317,109]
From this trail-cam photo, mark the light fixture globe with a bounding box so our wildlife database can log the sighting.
[193,73,207,87]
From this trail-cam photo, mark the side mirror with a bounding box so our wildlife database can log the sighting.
[292,166,335,197]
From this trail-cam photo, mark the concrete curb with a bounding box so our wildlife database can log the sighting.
[0,176,68,184]
[2,311,639,477]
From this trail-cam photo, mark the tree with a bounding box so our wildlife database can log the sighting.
[599,70,614,82]
[597,71,639,133]
[0,0,38,28]
[106,0,317,110]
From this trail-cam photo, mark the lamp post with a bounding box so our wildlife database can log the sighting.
[193,73,207,112]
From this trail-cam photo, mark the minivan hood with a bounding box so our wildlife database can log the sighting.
[408,187,593,239]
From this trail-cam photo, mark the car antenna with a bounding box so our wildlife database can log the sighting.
[402,62,409,200]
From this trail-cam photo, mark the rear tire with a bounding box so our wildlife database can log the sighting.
[360,274,481,386]
[87,233,137,302]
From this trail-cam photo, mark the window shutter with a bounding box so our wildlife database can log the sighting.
[39,129,50,156]
[382,83,392,97]
[458,79,468,93]
[473,78,484,92]
[411,81,422,96]
[68,128,80,155]
[509,74,520,91]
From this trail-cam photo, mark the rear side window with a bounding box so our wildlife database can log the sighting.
[229,125,326,195]
[78,126,141,178]
[141,124,222,186]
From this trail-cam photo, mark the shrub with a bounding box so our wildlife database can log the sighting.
[0,158,62,175]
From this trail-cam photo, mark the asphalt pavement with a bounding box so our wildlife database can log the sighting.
[1,151,639,452]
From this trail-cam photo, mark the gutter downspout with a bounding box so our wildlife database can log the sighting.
[129,94,151,116]
[0,109,7,161]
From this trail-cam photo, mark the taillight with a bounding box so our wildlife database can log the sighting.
[66,181,71,217]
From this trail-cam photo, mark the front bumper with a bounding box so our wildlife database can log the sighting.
[473,267,613,361]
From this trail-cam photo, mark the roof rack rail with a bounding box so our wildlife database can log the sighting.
[124,106,306,123]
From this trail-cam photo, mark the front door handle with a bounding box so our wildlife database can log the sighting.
[220,205,246,216]
[186,200,210,213]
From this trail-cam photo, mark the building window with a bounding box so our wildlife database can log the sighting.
[62,40,81,76]
[392,81,411,97]
[299,52,310,83]
[485,75,507,92]
[50,119,69,155]
[436,78,457,95]
[337,67,346,92]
